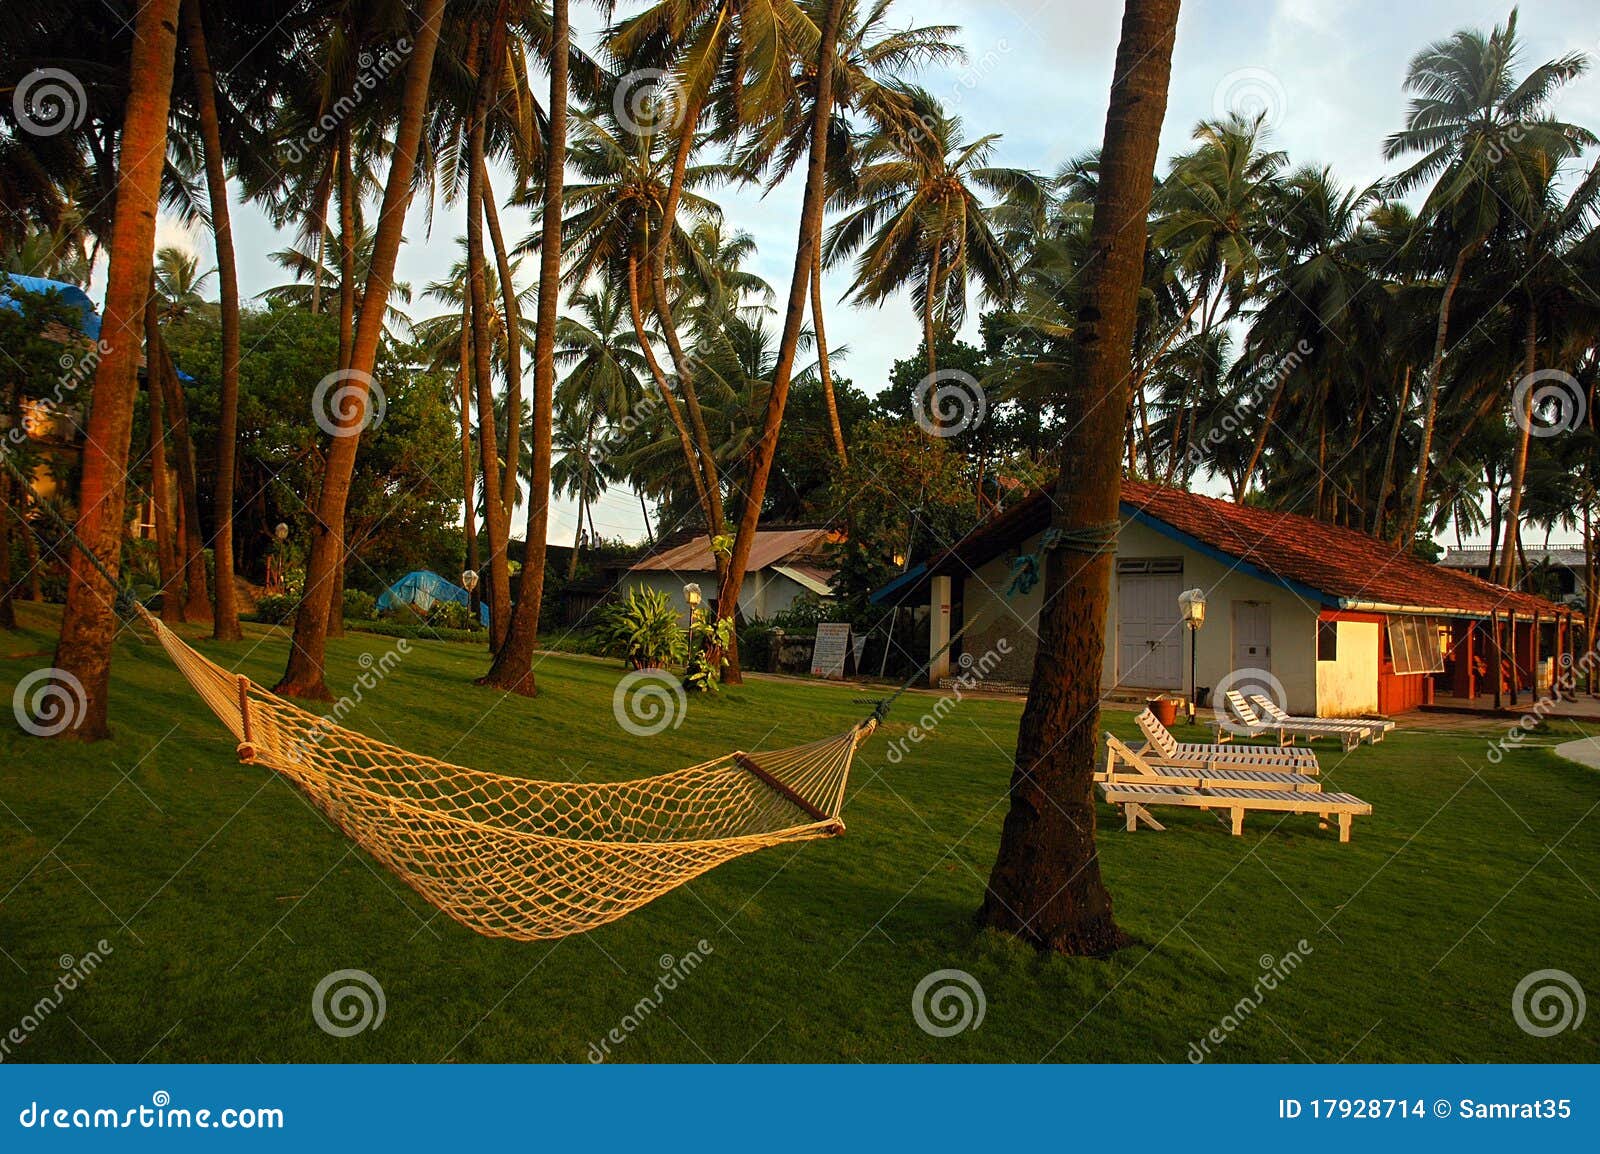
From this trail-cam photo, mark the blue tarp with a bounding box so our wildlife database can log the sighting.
[376,570,489,626]
[0,274,195,380]
[0,273,101,339]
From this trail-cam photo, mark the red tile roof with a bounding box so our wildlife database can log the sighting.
[927,479,1561,620]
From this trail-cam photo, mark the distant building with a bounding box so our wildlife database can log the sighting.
[620,527,840,620]
[873,481,1566,716]
[1439,546,1586,608]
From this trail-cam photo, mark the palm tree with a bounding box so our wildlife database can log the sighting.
[1495,161,1600,584]
[1150,114,1284,478]
[713,0,847,683]
[1384,8,1594,542]
[978,0,1179,954]
[51,0,184,740]
[177,0,245,640]
[482,0,571,694]
[822,82,1041,384]
[276,0,449,700]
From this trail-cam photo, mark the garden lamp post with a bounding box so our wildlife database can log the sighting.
[1179,588,1207,723]
[684,583,702,681]
[269,522,290,594]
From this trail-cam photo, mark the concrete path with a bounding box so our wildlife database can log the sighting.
[1554,738,1600,770]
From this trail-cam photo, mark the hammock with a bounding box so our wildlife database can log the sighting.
[137,608,876,941]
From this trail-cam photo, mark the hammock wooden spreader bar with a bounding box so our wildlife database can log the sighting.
[135,607,876,941]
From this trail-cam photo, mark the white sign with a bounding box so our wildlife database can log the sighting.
[811,623,852,679]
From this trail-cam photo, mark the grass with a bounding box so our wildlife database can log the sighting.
[2,600,1597,1064]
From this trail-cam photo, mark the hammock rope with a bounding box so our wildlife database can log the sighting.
[136,605,875,940]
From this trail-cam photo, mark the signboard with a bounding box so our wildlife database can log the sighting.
[811,623,852,679]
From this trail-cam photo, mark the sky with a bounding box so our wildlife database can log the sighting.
[150,0,1600,548]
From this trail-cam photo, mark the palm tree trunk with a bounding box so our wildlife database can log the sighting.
[625,250,711,522]
[811,247,846,467]
[638,487,653,542]
[1374,365,1410,537]
[155,325,211,623]
[1240,370,1290,497]
[181,0,242,640]
[1498,300,1538,586]
[923,242,942,385]
[51,0,182,739]
[481,0,568,693]
[1401,241,1475,543]
[649,263,727,543]
[480,160,523,512]
[978,0,1178,954]
[0,468,16,631]
[275,0,446,699]
[465,26,513,652]
[458,301,479,597]
[144,289,183,625]
[714,0,847,685]
[337,124,357,370]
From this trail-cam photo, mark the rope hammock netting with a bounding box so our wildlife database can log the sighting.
[137,607,877,941]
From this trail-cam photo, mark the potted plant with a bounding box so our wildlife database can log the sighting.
[1147,695,1179,727]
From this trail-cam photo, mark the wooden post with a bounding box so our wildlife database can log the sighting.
[1508,614,1519,707]
[1492,611,1503,711]
[928,575,953,686]
[1532,611,1542,700]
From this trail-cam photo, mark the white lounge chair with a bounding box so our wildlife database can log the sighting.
[1216,690,1362,750]
[1098,780,1373,842]
[1249,694,1394,744]
[1134,708,1319,774]
[1100,732,1321,793]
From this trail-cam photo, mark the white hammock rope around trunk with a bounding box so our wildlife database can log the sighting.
[137,608,877,940]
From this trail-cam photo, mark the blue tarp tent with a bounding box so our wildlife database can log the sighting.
[1,274,194,380]
[376,570,489,626]
[1,274,102,339]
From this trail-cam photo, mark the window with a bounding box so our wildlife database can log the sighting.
[1116,558,1183,574]
[1317,620,1338,662]
[1386,615,1444,675]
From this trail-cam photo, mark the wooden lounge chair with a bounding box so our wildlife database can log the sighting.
[1134,708,1319,774]
[1248,694,1394,744]
[1099,732,1322,793]
[1216,690,1361,751]
[1097,780,1373,842]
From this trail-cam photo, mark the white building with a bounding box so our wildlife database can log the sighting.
[619,527,839,620]
[875,481,1566,717]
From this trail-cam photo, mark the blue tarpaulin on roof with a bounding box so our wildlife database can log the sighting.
[376,570,489,626]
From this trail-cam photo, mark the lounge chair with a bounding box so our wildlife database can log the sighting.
[1248,694,1394,744]
[1134,708,1319,774]
[1099,732,1321,793]
[1097,780,1372,842]
[1215,690,1362,750]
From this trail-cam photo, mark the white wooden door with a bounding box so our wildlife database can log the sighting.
[1118,573,1183,688]
[1233,601,1272,672]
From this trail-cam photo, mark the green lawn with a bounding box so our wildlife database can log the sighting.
[2,600,1597,1063]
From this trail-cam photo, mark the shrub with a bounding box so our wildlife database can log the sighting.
[342,588,377,621]
[252,593,298,625]
[594,587,686,669]
[428,599,479,631]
